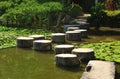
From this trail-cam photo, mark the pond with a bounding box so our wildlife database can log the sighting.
[0,47,84,79]
[0,27,120,79]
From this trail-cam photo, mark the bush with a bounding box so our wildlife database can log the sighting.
[87,3,105,29]
[88,3,120,28]
[0,0,63,28]
[69,4,83,18]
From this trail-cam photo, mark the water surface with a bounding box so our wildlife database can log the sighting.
[0,47,84,79]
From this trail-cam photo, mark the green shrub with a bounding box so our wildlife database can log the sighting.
[87,3,105,29]
[88,3,120,28]
[0,1,12,16]
[69,4,83,18]
[0,1,63,28]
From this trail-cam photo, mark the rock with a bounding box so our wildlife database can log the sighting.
[55,54,80,67]
[67,27,79,31]
[17,37,34,48]
[80,60,115,79]
[64,25,80,32]
[33,40,52,51]
[29,35,45,40]
[74,29,88,38]
[72,48,94,62]
[76,22,89,30]
[54,45,74,54]
[66,31,81,41]
[52,33,66,43]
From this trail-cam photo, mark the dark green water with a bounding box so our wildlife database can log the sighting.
[0,47,84,79]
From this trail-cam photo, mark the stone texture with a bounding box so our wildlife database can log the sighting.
[52,33,65,43]
[67,27,79,31]
[76,22,89,30]
[74,29,88,38]
[55,54,80,67]
[64,25,80,32]
[80,60,115,79]
[29,35,45,40]
[55,45,74,54]
[72,48,94,62]
[17,37,34,48]
[66,31,81,41]
[33,40,52,51]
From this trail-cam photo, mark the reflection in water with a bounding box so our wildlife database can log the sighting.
[0,47,84,79]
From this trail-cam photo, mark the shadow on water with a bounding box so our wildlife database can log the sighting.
[56,66,84,72]
[35,50,54,54]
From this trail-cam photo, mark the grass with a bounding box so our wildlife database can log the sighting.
[0,26,52,49]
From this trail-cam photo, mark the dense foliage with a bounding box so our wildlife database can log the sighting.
[0,26,52,49]
[0,0,64,28]
[88,3,120,28]
[80,41,120,63]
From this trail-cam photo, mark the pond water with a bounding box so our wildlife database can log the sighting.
[0,27,120,79]
[0,47,84,79]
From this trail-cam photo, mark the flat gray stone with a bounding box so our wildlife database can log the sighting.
[64,25,81,32]
[72,48,94,62]
[55,54,80,67]
[66,31,81,41]
[52,33,66,43]
[74,29,88,38]
[29,35,45,40]
[33,40,52,51]
[67,27,79,31]
[17,37,34,48]
[80,60,115,79]
[55,45,74,54]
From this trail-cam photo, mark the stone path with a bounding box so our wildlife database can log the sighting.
[80,60,115,79]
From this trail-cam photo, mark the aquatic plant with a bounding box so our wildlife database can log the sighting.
[0,26,52,49]
[80,41,120,63]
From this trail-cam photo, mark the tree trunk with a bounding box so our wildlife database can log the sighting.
[56,12,62,27]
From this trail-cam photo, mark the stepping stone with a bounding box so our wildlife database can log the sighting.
[80,60,115,79]
[74,29,88,38]
[55,54,80,67]
[33,40,52,51]
[67,27,79,31]
[64,25,80,32]
[72,48,94,62]
[17,37,34,48]
[29,35,45,40]
[55,45,74,54]
[52,33,65,43]
[66,31,81,41]
[76,22,89,30]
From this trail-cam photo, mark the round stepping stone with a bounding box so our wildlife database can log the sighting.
[66,31,81,41]
[54,45,74,54]
[64,25,80,32]
[52,33,65,43]
[17,37,34,48]
[33,40,52,51]
[55,54,80,67]
[72,48,94,62]
[74,29,88,38]
[29,35,45,40]
[76,22,89,29]
[67,27,79,31]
